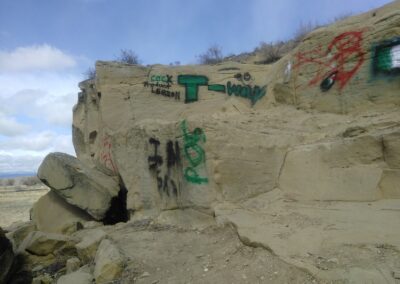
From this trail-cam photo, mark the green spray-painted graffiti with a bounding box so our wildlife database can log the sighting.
[177,75,208,103]
[372,37,400,77]
[180,120,208,184]
[226,81,266,106]
[178,74,266,106]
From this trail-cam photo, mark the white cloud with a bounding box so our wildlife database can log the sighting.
[0,73,79,129]
[0,132,74,153]
[0,152,43,174]
[0,45,81,173]
[0,132,75,174]
[3,88,76,128]
[0,44,76,72]
[0,113,29,136]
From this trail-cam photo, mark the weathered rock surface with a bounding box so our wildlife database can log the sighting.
[74,228,107,263]
[57,269,93,284]
[0,227,14,283]
[6,221,36,251]
[31,190,92,234]
[31,1,400,282]
[65,257,81,274]
[38,152,120,220]
[19,231,74,256]
[0,227,33,284]
[93,239,124,283]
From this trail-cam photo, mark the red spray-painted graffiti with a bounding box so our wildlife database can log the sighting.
[99,136,118,174]
[294,31,365,91]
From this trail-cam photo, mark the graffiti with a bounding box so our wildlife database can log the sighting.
[284,60,292,82]
[177,75,209,103]
[371,37,400,77]
[150,75,173,84]
[180,120,208,184]
[294,31,365,91]
[148,138,181,197]
[218,67,240,71]
[234,72,252,82]
[226,81,266,105]
[208,84,226,92]
[99,136,118,174]
[143,81,180,100]
[148,138,163,170]
[320,71,338,91]
[178,75,267,105]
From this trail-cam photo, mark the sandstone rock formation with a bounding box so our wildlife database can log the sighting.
[32,1,400,282]
[38,153,120,220]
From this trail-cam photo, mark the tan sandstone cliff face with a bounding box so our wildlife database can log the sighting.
[71,0,400,220]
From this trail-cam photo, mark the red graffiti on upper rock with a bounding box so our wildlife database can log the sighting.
[100,136,118,174]
[294,31,365,90]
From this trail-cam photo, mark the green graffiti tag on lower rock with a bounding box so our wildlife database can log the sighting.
[180,120,208,184]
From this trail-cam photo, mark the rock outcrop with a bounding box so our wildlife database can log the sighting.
[0,227,32,284]
[38,153,120,220]
[32,1,400,282]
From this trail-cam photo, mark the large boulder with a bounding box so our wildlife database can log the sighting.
[38,152,120,220]
[0,227,14,283]
[31,190,93,234]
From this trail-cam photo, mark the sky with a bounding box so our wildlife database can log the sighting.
[0,0,394,175]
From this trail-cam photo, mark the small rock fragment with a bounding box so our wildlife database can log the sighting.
[66,257,81,274]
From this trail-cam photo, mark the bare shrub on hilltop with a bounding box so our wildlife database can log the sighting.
[117,49,141,65]
[197,45,223,65]
[84,67,96,81]
[84,67,96,80]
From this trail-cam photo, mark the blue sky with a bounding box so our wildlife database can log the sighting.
[0,0,394,174]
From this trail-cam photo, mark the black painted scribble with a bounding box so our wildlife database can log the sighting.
[234,72,252,82]
[166,140,181,168]
[320,71,338,92]
[148,138,181,199]
[143,81,180,100]
[148,138,163,170]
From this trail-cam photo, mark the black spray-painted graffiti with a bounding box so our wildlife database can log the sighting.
[371,37,400,77]
[177,75,266,106]
[234,72,252,82]
[180,120,208,184]
[148,138,181,197]
[143,74,180,100]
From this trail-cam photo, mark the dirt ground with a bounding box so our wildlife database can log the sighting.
[0,184,48,228]
[102,221,321,284]
[3,183,398,283]
[0,185,324,284]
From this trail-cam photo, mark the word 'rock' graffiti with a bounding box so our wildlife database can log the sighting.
[294,31,365,92]
[99,136,118,174]
[150,74,173,84]
[372,37,400,77]
[178,75,266,106]
[148,138,181,197]
[180,120,208,184]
